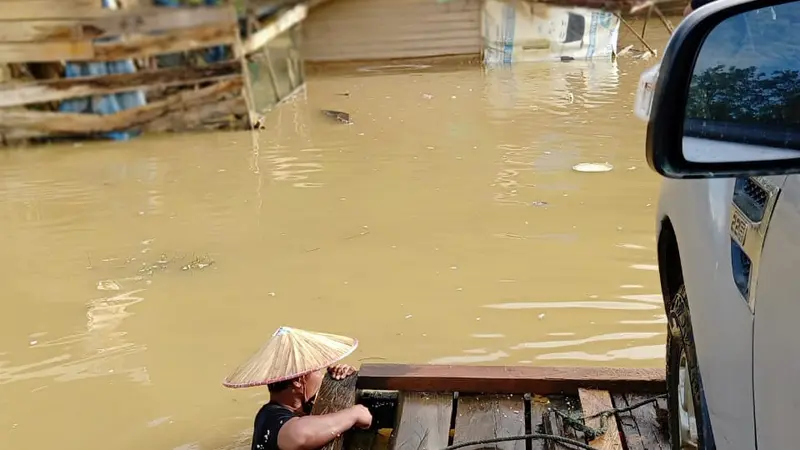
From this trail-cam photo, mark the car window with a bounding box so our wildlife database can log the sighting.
[684,2,800,148]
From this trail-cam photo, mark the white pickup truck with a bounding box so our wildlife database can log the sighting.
[638,0,800,448]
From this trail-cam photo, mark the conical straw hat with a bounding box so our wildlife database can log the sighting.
[223,326,358,388]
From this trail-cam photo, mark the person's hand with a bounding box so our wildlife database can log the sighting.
[683,2,693,16]
[349,404,372,429]
[328,364,356,380]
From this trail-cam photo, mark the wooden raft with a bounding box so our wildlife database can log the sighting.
[311,364,670,450]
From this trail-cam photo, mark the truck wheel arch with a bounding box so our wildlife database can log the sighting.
[658,217,684,312]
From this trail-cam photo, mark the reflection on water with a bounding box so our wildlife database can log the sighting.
[0,23,672,450]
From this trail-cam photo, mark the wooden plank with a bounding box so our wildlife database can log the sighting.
[0,78,243,134]
[389,392,453,450]
[0,41,94,63]
[578,389,622,450]
[310,372,358,450]
[540,396,583,450]
[141,96,246,133]
[92,23,238,61]
[357,364,666,395]
[0,60,241,107]
[453,394,526,450]
[243,3,307,54]
[611,393,669,450]
[0,8,237,43]
[0,0,101,21]
[0,23,237,63]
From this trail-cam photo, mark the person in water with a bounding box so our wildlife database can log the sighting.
[223,327,372,450]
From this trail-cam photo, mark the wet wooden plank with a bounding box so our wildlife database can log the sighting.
[528,394,550,450]
[0,0,101,21]
[311,372,358,450]
[540,396,583,450]
[0,60,241,108]
[578,389,622,450]
[0,23,237,63]
[0,79,242,134]
[453,394,526,450]
[612,393,669,450]
[357,364,666,395]
[390,392,453,450]
[243,3,307,54]
[0,7,237,42]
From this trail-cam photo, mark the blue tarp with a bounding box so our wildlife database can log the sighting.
[60,0,146,140]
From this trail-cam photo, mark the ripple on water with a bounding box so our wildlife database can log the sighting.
[536,344,665,362]
[511,331,662,350]
[483,301,660,311]
[428,350,509,365]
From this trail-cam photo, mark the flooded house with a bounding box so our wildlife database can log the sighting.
[0,0,675,147]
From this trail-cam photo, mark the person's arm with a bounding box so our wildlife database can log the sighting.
[277,405,370,450]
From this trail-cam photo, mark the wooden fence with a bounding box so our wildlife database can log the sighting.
[0,1,255,145]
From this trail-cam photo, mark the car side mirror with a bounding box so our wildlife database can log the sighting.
[646,0,800,178]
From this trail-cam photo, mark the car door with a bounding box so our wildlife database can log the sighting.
[751,174,798,449]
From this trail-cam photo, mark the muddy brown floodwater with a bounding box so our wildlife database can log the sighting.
[0,22,672,450]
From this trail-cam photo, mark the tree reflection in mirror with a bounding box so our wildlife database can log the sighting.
[684,2,800,163]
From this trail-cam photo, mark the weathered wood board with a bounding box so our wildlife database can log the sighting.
[357,364,666,395]
[0,61,242,108]
[453,394,527,450]
[578,388,623,450]
[311,372,359,450]
[612,393,670,450]
[390,392,453,450]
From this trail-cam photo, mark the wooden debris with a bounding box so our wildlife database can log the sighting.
[0,61,241,108]
[453,394,527,450]
[311,372,359,450]
[612,393,669,450]
[390,392,453,450]
[357,364,666,395]
[578,389,622,450]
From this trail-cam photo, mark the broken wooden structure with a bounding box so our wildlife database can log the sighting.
[0,0,307,147]
[311,364,670,450]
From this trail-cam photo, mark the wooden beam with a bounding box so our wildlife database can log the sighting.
[0,7,238,43]
[0,0,102,21]
[310,373,358,450]
[611,393,669,450]
[0,78,242,134]
[0,23,238,63]
[389,392,453,450]
[578,389,622,450]
[0,60,241,107]
[454,394,527,450]
[243,3,307,54]
[357,364,666,395]
[141,96,246,133]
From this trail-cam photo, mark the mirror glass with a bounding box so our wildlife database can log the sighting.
[684,1,800,163]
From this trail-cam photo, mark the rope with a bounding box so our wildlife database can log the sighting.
[438,394,667,450]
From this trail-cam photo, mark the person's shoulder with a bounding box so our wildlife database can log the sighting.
[255,403,296,424]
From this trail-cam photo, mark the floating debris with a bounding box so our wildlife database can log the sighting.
[97,280,121,291]
[530,201,548,207]
[572,162,613,173]
[181,255,215,271]
[321,110,352,124]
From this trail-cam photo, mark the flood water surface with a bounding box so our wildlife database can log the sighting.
[2,28,669,450]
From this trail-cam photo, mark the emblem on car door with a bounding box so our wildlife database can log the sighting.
[730,177,782,310]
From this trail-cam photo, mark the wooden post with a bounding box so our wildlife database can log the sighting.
[310,373,359,450]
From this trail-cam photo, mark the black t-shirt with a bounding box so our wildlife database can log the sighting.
[252,402,297,450]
